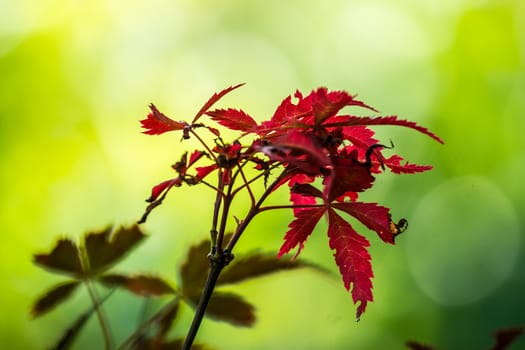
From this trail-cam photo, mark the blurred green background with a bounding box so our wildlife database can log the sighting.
[1,0,524,349]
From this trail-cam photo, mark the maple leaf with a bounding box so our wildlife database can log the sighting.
[323,150,375,202]
[326,208,373,321]
[99,274,174,296]
[325,115,444,144]
[84,225,146,275]
[290,187,318,216]
[31,281,81,318]
[279,185,393,319]
[277,207,326,258]
[383,154,433,174]
[256,131,331,175]
[311,87,378,125]
[146,178,182,203]
[340,124,378,152]
[195,164,219,181]
[33,239,83,277]
[192,83,245,123]
[140,104,185,135]
[206,108,258,132]
[270,95,303,126]
[332,202,395,244]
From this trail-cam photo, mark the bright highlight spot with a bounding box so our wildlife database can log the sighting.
[406,176,520,306]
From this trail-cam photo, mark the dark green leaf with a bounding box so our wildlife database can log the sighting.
[405,341,436,350]
[118,298,181,349]
[155,300,180,340]
[31,281,80,318]
[50,290,113,350]
[99,274,174,297]
[132,307,186,350]
[33,239,83,276]
[84,225,146,274]
[189,292,256,327]
[218,252,328,286]
[491,327,525,350]
[180,240,210,296]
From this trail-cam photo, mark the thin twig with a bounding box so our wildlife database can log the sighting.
[117,297,180,350]
[84,280,114,350]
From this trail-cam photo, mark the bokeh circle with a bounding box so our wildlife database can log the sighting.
[405,176,520,306]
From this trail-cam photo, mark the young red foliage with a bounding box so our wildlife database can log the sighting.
[140,104,185,135]
[206,108,257,132]
[383,154,433,174]
[277,207,326,259]
[326,115,444,144]
[327,209,373,320]
[192,83,245,123]
[332,202,395,244]
[140,84,442,321]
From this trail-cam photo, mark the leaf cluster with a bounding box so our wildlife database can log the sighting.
[33,228,326,349]
[139,84,442,320]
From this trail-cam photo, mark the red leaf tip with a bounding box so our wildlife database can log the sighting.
[140,104,185,135]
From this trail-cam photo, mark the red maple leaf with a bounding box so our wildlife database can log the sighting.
[192,83,245,123]
[326,208,373,320]
[323,149,375,202]
[277,201,377,320]
[311,87,378,124]
[278,180,397,319]
[383,154,433,174]
[323,115,444,144]
[255,131,331,175]
[331,202,394,244]
[140,104,185,135]
[277,207,326,259]
[206,108,258,132]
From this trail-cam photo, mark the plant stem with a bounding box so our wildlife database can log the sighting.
[182,170,287,349]
[182,259,227,350]
[84,279,114,350]
[225,169,286,252]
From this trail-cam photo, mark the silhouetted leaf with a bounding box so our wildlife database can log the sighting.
[84,225,146,274]
[189,292,255,327]
[180,240,210,295]
[31,281,80,318]
[118,298,181,349]
[33,239,83,276]
[218,253,327,286]
[405,341,436,350]
[491,327,525,350]
[155,301,180,340]
[50,291,113,350]
[99,274,174,296]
